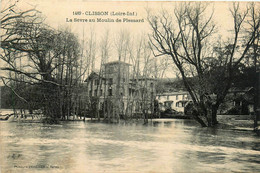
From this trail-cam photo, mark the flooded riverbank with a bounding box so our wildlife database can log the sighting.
[0,119,259,173]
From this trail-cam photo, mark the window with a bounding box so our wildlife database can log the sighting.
[165,101,173,108]
[121,102,124,111]
[94,89,97,96]
[135,102,139,111]
[108,78,113,85]
[100,102,104,110]
[109,88,112,96]
[167,95,169,100]
[100,89,103,96]
[176,102,178,107]
[176,95,179,100]
[89,90,92,96]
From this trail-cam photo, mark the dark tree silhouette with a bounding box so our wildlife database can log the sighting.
[148,2,260,127]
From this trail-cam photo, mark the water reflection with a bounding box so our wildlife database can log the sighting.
[0,119,259,173]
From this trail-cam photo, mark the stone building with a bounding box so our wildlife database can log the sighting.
[156,91,192,113]
[219,87,255,115]
[84,61,156,117]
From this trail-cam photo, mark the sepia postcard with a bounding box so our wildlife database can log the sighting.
[0,0,259,173]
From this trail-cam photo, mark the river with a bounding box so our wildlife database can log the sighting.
[0,119,259,172]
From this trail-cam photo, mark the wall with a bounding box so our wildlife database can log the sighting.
[156,92,191,113]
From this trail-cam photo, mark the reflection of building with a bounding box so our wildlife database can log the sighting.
[84,61,156,115]
[156,91,192,112]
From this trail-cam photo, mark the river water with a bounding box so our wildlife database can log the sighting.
[0,119,259,173]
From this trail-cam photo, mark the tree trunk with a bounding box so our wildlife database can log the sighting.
[194,115,207,127]
[211,106,219,126]
[192,107,207,127]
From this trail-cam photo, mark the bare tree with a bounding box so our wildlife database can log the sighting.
[99,29,111,120]
[77,26,98,121]
[93,29,111,121]
[148,2,260,127]
[85,27,97,77]
[0,1,82,123]
[128,34,156,123]
[111,29,131,122]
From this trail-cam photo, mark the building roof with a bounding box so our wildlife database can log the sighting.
[84,71,105,82]
[104,60,131,66]
[176,100,190,103]
[228,87,254,93]
[130,77,156,82]
[157,91,189,96]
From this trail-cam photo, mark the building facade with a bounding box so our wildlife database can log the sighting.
[219,87,255,115]
[84,61,156,116]
[156,91,192,112]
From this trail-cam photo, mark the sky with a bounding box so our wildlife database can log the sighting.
[29,1,233,35]
[25,1,245,33]
[0,0,258,82]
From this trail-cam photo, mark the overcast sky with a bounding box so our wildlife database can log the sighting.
[0,0,257,81]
